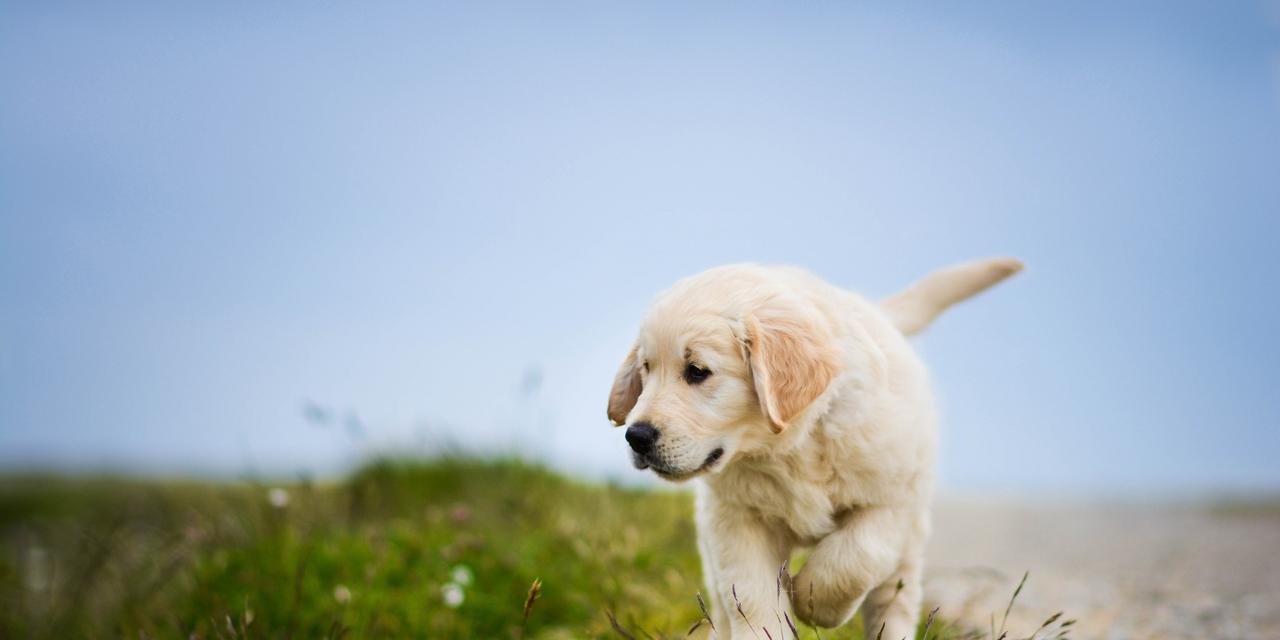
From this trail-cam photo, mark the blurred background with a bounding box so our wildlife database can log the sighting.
[2,3,1279,637]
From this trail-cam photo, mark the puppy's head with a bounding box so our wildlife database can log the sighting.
[607,267,841,481]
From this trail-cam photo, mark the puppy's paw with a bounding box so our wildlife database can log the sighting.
[790,565,854,629]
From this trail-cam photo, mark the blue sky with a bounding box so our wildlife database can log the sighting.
[2,2,1278,493]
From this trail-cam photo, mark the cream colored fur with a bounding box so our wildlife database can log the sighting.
[607,258,1021,640]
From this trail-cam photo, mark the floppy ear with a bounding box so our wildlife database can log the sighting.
[607,343,643,426]
[745,305,841,433]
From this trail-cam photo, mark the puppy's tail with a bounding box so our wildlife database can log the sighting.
[881,257,1023,336]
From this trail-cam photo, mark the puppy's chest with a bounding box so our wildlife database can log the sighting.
[722,460,866,543]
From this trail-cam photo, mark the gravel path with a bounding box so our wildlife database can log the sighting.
[925,497,1280,640]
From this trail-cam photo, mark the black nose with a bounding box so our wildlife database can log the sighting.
[625,422,659,454]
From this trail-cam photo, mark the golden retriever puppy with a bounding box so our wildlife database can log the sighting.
[607,258,1021,640]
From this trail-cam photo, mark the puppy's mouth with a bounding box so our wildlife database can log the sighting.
[633,447,726,481]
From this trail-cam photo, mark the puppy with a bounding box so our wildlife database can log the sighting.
[607,258,1021,639]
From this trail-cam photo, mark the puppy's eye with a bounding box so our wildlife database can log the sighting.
[642,361,650,373]
[683,363,711,385]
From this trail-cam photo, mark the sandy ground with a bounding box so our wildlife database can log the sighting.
[924,497,1280,640]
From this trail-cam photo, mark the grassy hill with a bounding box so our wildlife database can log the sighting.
[0,458,1001,639]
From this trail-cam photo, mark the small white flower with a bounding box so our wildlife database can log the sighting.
[268,488,290,508]
[333,585,352,604]
[441,582,464,608]
[450,565,474,586]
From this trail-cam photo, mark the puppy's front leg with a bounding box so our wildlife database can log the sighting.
[791,506,904,630]
[697,491,792,639]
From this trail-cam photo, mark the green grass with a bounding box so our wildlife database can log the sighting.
[0,458,1021,639]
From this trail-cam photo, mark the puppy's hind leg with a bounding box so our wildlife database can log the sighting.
[860,560,923,640]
